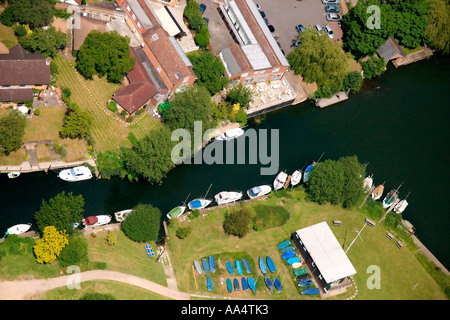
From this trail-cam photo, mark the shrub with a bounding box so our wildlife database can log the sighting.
[107,101,118,112]
[176,226,192,239]
[251,205,290,231]
[105,231,118,246]
[34,109,41,116]
[121,204,162,242]
[58,234,89,267]
[223,206,253,238]
[189,209,200,219]
[194,25,210,48]
[361,56,386,79]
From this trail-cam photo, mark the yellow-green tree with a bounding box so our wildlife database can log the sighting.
[33,226,69,264]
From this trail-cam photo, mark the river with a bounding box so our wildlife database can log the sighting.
[1,54,449,269]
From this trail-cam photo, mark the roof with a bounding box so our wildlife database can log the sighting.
[296,221,357,283]
[220,47,243,76]
[377,37,406,63]
[0,87,33,102]
[127,0,158,30]
[73,16,107,51]
[154,6,183,37]
[0,45,50,86]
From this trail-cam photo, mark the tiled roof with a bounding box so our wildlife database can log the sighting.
[113,82,156,114]
[0,87,33,102]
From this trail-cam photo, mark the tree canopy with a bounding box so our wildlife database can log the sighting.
[188,50,228,94]
[424,0,450,54]
[20,26,67,58]
[33,226,69,264]
[59,104,92,139]
[0,110,26,156]
[2,0,55,29]
[121,204,162,242]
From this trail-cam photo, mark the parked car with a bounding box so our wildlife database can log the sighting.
[200,4,206,15]
[294,40,302,47]
[325,5,340,13]
[263,17,269,25]
[296,24,305,33]
[204,17,209,26]
[323,24,334,39]
[256,3,261,10]
[326,13,341,22]
[322,0,339,5]
[267,25,275,33]
[314,24,323,32]
[259,11,266,18]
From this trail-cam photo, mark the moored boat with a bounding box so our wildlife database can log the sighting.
[273,171,288,190]
[214,191,243,205]
[383,182,403,209]
[247,185,271,199]
[114,209,132,222]
[303,162,316,183]
[188,198,212,210]
[393,199,409,214]
[81,215,111,228]
[166,206,186,220]
[363,174,373,191]
[7,172,20,179]
[58,166,92,182]
[4,223,32,237]
[215,127,245,141]
[290,170,302,186]
[371,184,384,200]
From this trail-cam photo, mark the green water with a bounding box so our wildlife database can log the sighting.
[1,54,449,269]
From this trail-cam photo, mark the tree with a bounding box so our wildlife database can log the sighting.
[76,30,135,83]
[121,204,162,242]
[342,71,363,93]
[57,234,89,267]
[194,25,210,48]
[226,84,253,109]
[184,0,205,32]
[338,156,366,208]
[7,0,55,29]
[361,56,386,79]
[223,206,252,238]
[20,26,67,58]
[0,6,15,26]
[122,127,175,184]
[188,50,228,94]
[288,28,351,98]
[0,110,26,155]
[424,0,450,54]
[59,105,92,139]
[33,226,69,264]
[34,191,85,236]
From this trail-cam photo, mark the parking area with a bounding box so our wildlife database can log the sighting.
[254,0,341,55]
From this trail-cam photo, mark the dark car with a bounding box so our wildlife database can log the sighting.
[204,17,209,26]
[263,17,269,25]
[267,25,275,33]
[296,24,305,33]
[200,4,206,15]
[259,11,266,18]
[325,5,340,13]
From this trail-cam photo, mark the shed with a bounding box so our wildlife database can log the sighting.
[376,37,406,64]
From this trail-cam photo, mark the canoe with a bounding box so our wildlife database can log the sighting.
[292,262,302,269]
[273,278,282,292]
[206,277,213,291]
[235,260,243,275]
[281,246,295,253]
[266,256,276,273]
[233,278,240,291]
[241,277,248,291]
[287,257,301,265]
[226,260,234,275]
[264,277,273,292]
[258,256,267,275]
[242,258,251,273]
[202,258,210,274]
[298,279,314,287]
[166,206,186,220]
[281,251,295,259]
[302,287,320,295]
[194,260,202,275]
[226,278,233,293]
[209,256,215,273]
[247,277,256,292]
[277,240,290,249]
[293,268,308,276]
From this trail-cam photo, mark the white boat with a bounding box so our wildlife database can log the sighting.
[58,166,93,182]
[4,223,32,236]
[382,182,403,209]
[291,170,302,187]
[188,199,212,210]
[114,209,132,222]
[166,206,186,220]
[371,184,384,200]
[363,175,373,192]
[81,215,111,227]
[214,191,243,205]
[393,199,408,214]
[7,172,20,179]
[247,185,272,199]
[273,171,288,190]
[215,127,245,141]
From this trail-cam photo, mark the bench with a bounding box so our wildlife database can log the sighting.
[333,220,342,226]
[386,232,394,240]
[396,241,403,249]
[365,218,376,227]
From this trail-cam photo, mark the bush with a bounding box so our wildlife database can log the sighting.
[105,231,118,246]
[121,204,162,242]
[223,206,253,238]
[34,109,41,116]
[251,205,290,231]
[194,25,210,48]
[107,101,118,112]
[361,56,386,79]
[176,226,192,239]
[14,25,28,38]
[189,209,200,219]
[58,234,89,267]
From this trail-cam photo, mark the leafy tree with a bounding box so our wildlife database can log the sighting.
[96,150,128,179]
[288,28,351,98]
[223,206,252,238]
[0,6,15,26]
[58,234,89,267]
[0,110,26,155]
[59,104,92,139]
[342,71,363,93]
[361,56,386,79]
[424,0,450,54]
[34,191,85,236]
[13,25,28,38]
[20,26,67,58]
[7,0,55,29]
[121,204,162,242]
[339,155,366,208]
[184,0,205,32]
[194,25,210,48]
[226,84,253,109]
[33,226,69,264]
[122,127,175,184]
[76,30,135,83]
[188,50,228,94]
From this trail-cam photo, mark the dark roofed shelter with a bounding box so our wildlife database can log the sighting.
[376,37,406,64]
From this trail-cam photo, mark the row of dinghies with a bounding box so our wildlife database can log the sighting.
[364,175,410,214]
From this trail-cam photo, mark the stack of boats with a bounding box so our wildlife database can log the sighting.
[368,177,409,214]
[258,255,282,293]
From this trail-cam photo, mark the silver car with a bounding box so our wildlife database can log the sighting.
[326,13,341,22]
[314,24,323,32]
[323,25,334,39]
[322,0,339,4]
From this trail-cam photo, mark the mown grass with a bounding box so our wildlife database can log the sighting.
[0,22,18,49]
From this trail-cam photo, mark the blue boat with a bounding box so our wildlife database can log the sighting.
[298,279,314,287]
[287,256,301,265]
[202,258,210,274]
[273,278,282,292]
[235,260,243,275]
[226,278,233,292]
[206,277,213,291]
[281,246,295,253]
[301,287,320,295]
[258,256,267,275]
[226,260,234,275]
[247,277,256,292]
[264,277,273,292]
[242,258,251,273]
[277,240,290,249]
[241,277,248,291]
[303,163,315,183]
[281,251,295,259]
[266,256,276,273]
[209,256,215,273]
[233,278,240,291]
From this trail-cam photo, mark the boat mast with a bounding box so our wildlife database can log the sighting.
[204,184,213,198]
[316,152,325,163]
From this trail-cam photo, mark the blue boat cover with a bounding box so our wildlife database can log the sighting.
[226,261,234,275]
[209,256,215,273]
[277,240,290,249]
[202,258,210,274]
[298,279,314,287]
[302,287,320,295]
[266,256,276,273]
[226,278,233,292]
[281,251,295,259]
[259,256,267,275]
[247,277,256,292]
[242,259,251,273]
[281,246,295,253]
[287,256,301,264]
[274,278,282,292]
[264,277,273,291]
[206,277,213,291]
[189,199,202,208]
[233,278,240,291]
[241,277,248,290]
[236,260,243,275]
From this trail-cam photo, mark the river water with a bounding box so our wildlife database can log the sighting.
[1,54,449,269]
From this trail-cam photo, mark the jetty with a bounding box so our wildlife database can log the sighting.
[315,92,348,108]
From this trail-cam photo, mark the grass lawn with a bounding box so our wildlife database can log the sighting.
[53,55,161,152]
[0,22,18,49]
[167,188,448,300]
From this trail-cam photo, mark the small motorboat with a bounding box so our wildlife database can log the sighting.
[290,170,302,186]
[4,223,32,237]
[81,215,111,228]
[7,172,20,179]
[273,171,287,190]
[371,184,384,200]
[58,166,92,182]
[247,185,272,199]
[166,206,186,220]
[363,174,373,192]
[393,199,409,214]
[114,209,132,222]
[215,127,245,141]
[214,191,243,205]
[188,198,212,210]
